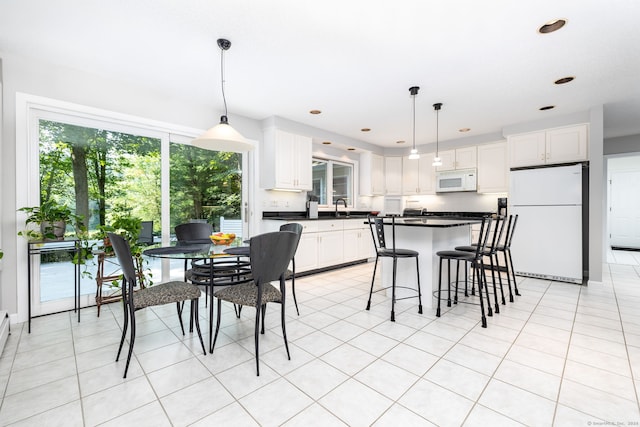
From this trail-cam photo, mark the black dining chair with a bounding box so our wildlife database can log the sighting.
[224,222,304,316]
[108,232,206,378]
[495,214,520,301]
[211,230,299,376]
[366,215,423,322]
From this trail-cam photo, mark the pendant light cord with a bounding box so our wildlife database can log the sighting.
[435,107,439,156]
[412,94,416,151]
[220,46,229,119]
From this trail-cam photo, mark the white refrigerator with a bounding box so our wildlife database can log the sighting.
[510,163,586,284]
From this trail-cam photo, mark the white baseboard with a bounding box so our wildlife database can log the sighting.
[0,311,9,356]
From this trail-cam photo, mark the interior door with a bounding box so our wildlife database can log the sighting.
[610,170,640,249]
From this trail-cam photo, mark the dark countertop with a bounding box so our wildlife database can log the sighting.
[262,211,375,221]
[379,217,481,227]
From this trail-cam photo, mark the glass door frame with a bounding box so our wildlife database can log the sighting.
[15,93,253,321]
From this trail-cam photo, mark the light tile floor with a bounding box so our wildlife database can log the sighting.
[1,259,640,426]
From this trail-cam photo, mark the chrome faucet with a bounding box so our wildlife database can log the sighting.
[335,198,348,217]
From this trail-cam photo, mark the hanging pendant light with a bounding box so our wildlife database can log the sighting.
[408,86,420,160]
[192,38,254,152]
[432,102,443,166]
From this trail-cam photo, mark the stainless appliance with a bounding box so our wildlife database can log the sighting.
[510,163,588,284]
[306,195,318,219]
[436,168,477,193]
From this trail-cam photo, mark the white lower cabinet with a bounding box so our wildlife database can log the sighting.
[296,232,320,271]
[262,219,372,273]
[318,231,345,266]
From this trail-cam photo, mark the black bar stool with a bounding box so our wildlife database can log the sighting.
[436,217,492,328]
[366,215,422,322]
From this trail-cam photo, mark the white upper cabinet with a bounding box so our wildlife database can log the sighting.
[360,152,385,196]
[508,124,588,168]
[261,128,312,191]
[436,146,477,171]
[477,141,508,193]
[402,153,436,195]
[384,156,403,195]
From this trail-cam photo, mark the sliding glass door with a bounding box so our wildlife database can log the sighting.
[28,110,246,316]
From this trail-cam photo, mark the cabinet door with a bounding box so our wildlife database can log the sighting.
[546,124,588,164]
[418,153,436,194]
[384,156,403,195]
[358,227,375,259]
[274,131,297,189]
[508,131,546,167]
[477,142,508,193]
[360,152,385,196]
[294,133,313,190]
[343,229,360,262]
[296,232,319,272]
[436,149,456,171]
[455,146,477,169]
[318,231,344,267]
[402,156,419,194]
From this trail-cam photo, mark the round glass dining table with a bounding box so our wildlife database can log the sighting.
[143,240,251,352]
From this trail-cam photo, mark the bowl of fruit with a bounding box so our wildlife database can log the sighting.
[210,232,236,245]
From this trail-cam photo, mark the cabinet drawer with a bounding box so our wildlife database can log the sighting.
[342,218,369,230]
[296,221,318,234]
[317,220,344,232]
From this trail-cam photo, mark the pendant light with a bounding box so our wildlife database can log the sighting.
[408,86,420,160]
[192,38,255,152]
[432,102,443,166]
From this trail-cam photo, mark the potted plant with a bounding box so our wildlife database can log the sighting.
[18,199,83,241]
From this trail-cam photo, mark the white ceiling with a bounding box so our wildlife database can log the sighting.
[1,0,639,148]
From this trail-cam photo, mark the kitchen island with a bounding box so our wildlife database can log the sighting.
[374,217,480,310]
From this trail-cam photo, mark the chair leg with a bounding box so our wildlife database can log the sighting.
[291,258,299,316]
[436,257,443,317]
[254,304,261,376]
[415,257,423,314]
[464,261,469,297]
[260,304,266,334]
[211,298,223,354]
[391,257,397,322]
[446,259,452,308]
[176,301,186,335]
[366,256,380,310]
[453,260,460,304]
[123,303,136,378]
[116,300,129,363]
[507,249,521,296]
[492,254,506,305]
[485,258,500,314]
[192,299,206,355]
[280,301,291,361]
[475,265,487,328]
[481,262,493,317]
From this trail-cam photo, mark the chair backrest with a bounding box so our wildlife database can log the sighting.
[250,231,298,285]
[108,232,138,300]
[368,215,398,251]
[279,223,303,256]
[137,220,154,245]
[487,215,507,254]
[504,214,519,248]
[473,217,493,261]
[175,222,213,243]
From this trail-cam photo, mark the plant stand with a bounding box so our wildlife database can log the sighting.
[95,251,145,316]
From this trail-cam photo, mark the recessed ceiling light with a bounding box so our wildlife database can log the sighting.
[322,141,332,145]
[309,109,322,115]
[459,128,471,133]
[396,140,406,144]
[347,148,356,151]
[539,105,555,111]
[361,128,371,132]
[538,19,567,34]
[554,76,575,85]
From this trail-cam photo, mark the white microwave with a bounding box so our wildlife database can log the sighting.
[436,168,477,192]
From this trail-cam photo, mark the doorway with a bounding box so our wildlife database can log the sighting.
[607,154,640,265]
